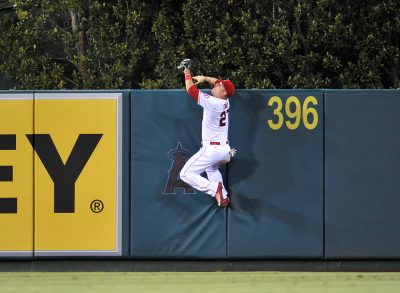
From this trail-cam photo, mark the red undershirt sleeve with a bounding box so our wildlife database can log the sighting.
[188,85,199,102]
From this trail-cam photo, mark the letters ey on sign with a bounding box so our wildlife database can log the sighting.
[0,92,123,257]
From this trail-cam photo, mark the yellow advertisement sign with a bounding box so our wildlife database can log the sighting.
[33,93,122,256]
[0,94,34,257]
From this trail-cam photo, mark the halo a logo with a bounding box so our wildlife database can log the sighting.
[164,142,196,194]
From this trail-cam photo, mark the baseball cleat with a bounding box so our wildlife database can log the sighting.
[220,197,230,208]
[214,182,223,206]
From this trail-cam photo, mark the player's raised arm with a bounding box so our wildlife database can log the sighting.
[184,68,199,102]
[184,68,195,90]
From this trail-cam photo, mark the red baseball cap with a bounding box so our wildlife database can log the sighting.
[217,79,236,97]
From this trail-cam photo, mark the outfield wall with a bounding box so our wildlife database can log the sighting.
[325,90,400,259]
[0,89,399,259]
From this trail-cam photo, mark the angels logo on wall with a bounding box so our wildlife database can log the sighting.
[164,142,196,194]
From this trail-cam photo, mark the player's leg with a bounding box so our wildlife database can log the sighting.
[205,144,230,195]
[180,147,219,196]
[206,167,228,198]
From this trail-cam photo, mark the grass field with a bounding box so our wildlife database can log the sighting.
[0,272,399,292]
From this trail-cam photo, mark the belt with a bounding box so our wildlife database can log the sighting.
[207,141,229,145]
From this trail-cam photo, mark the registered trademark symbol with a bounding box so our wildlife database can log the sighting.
[90,200,104,213]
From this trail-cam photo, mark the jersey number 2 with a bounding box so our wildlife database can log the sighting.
[219,110,228,127]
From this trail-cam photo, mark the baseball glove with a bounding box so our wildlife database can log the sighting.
[177,58,192,70]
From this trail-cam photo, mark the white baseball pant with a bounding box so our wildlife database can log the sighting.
[180,143,230,198]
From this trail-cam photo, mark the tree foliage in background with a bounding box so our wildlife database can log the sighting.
[0,0,158,89]
[0,0,399,89]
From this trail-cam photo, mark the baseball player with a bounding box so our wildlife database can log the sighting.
[179,65,235,208]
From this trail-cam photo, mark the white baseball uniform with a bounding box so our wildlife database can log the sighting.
[180,89,231,198]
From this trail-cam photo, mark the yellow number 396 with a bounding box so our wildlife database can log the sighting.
[267,96,318,130]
